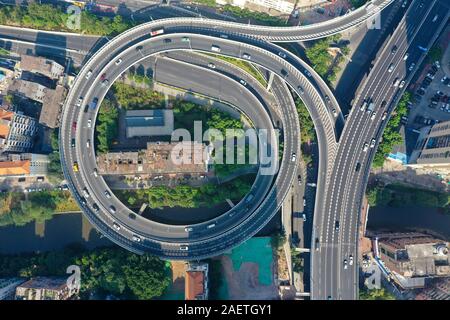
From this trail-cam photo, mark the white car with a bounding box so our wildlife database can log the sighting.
[93,168,98,177]
[132,235,141,242]
[388,63,395,72]
[86,139,90,148]
[115,58,122,65]
[343,259,348,270]
[349,255,354,266]
[278,52,287,58]
[403,53,409,61]
[370,112,376,120]
[362,143,369,152]
[291,153,297,162]
[87,119,92,128]
[370,138,376,148]
[76,97,83,107]
[242,53,251,60]
[208,62,216,69]
[239,79,247,86]
[104,190,112,198]
[85,70,92,79]
[180,245,189,251]
[399,80,406,88]
[112,222,121,231]
[185,227,193,232]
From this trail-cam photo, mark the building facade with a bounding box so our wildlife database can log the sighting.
[408,120,450,173]
[0,108,38,154]
[0,278,27,300]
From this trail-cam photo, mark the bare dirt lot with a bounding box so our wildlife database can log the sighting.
[220,255,279,300]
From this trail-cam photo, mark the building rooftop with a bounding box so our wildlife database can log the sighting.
[18,277,67,291]
[97,142,209,175]
[0,109,12,139]
[0,160,31,176]
[39,85,66,128]
[125,109,174,138]
[8,79,46,103]
[19,55,64,80]
[185,271,204,300]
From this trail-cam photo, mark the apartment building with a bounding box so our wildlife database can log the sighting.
[19,55,65,80]
[376,232,450,289]
[0,108,38,154]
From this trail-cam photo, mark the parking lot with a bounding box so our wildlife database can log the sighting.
[407,60,450,130]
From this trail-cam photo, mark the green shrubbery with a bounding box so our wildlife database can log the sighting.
[95,98,119,154]
[0,3,131,35]
[359,288,395,300]
[0,246,171,300]
[113,82,164,110]
[305,34,348,83]
[116,175,254,209]
[221,5,287,26]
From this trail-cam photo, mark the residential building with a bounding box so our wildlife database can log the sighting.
[0,108,38,154]
[0,278,27,300]
[8,80,66,128]
[408,120,450,174]
[97,141,209,176]
[185,262,209,300]
[0,153,50,177]
[39,85,67,128]
[15,277,78,300]
[8,79,46,102]
[376,232,450,289]
[125,109,174,138]
[19,55,65,80]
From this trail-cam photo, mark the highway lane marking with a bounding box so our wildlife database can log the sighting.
[320,0,433,296]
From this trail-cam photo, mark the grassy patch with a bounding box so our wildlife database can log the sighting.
[367,183,450,210]
[205,53,267,86]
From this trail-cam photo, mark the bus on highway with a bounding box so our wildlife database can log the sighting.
[150,28,164,37]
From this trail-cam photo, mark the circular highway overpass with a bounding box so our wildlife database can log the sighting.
[60,0,396,259]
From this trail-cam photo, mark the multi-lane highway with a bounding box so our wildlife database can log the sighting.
[312,0,450,300]
[10,0,407,298]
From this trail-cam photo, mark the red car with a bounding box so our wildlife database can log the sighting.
[100,73,106,81]
[72,121,77,131]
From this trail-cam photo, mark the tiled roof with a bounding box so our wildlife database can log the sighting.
[0,160,30,176]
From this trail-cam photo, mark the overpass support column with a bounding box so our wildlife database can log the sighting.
[267,72,275,90]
